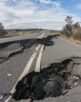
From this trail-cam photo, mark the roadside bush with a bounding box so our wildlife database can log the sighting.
[0,29,7,37]
[73,28,81,41]
[61,24,73,37]
[61,29,68,36]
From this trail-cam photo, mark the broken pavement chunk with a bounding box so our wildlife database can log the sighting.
[44,75,64,97]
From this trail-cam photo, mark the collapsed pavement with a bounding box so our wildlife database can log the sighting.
[13,57,81,101]
[0,34,59,64]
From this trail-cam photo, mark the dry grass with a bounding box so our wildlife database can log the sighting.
[6,29,42,37]
[73,28,81,41]
[3,29,61,37]
[49,30,60,34]
[60,28,81,45]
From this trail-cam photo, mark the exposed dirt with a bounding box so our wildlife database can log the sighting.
[0,34,59,64]
[13,57,81,101]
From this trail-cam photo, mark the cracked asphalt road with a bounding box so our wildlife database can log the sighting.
[0,31,81,102]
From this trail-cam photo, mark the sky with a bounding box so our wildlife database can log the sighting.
[0,0,81,30]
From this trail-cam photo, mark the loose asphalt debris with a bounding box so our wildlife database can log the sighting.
[0,34,59,64]
[13,57,81,101]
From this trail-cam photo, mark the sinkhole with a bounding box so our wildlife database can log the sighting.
[13,57,81,101]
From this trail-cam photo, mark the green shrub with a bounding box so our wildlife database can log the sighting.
[61,24,73,37]
[0,29,7,37]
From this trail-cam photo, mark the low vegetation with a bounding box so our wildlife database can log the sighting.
[73,28,81,41]
[0,23,7,37]
[61,24,73,37]
[6,29,42,37]
[49,30,60,34]
[0,29,7,37]
[61,16,81,41]
[0,27,61,38]
[0,23,43,38]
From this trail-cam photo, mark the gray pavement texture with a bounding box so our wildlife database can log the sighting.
[0,45,37,93]
[0,43,23,58]
[41,36,81,68]
[0,33,57,64]
[37,35,81,102]
[0,32,42,44]
[0,32,81,102]
[34,85,81,102]
[0,32,41,65]
[0,32,42,94]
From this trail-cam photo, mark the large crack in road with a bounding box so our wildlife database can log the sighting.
[0,34,59,64]
[1,34,81,102]
[13,57,81,102]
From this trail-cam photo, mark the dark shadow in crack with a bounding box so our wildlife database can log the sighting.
[0,34,59,64]
[12,57,81,101]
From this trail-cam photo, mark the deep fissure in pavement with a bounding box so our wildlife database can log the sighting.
[13,57,81,101]
[0,34,59,64]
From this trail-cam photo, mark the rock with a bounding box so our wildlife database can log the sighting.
[44,76,64,97]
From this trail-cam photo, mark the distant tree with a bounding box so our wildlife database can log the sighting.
[63,16,73,37]
[61,16,73,37]
[65,16,73,25]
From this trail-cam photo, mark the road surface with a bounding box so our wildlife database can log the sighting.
[0,31,81,102]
